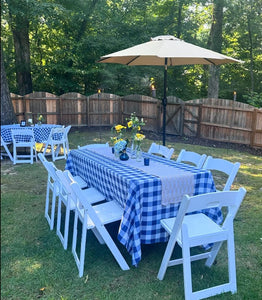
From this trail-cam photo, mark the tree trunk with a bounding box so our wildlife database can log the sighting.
[247,15,254,92]
[1,47,17,125]
[8,0,32,96]
[207,0,224,98]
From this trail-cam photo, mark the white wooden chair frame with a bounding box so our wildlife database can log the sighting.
[78,142,109,150]
[42,127,67,161]
[1,136,13,162]
[203,156,240,191]
[148,142,174,159]
[157,188,246,300]
[38,153,89,231]
[176,149,207,168]
[55,170,106,250]
[69,180,130,276]
[11,129,37,164]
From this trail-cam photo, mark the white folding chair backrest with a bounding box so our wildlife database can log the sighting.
[148,142,174,159]
[11,128,37,164]
[43,127,67,161]
[203,156,240,191]
[176,149,207,168]
[157,187,246,300]
[78,142,109,150]
[70,181,129,277]
[1,136,13,161]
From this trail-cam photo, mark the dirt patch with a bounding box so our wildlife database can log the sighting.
[65,126,262,156]
[156,133,262,156]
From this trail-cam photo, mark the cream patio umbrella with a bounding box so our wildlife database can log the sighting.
[98,35,243,145]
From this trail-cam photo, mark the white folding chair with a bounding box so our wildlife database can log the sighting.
[11,129,37,164]
[203,156,240,191]
[64,125,71,155]
[157,187,246,300]
[56,170,106,250]
[148,142,174,159]
[78,142,109,150]
[42,127,67,161]
[38,153,90,230]
[68,180,130,277]
[176,149,207,168]
[1,136,13,162]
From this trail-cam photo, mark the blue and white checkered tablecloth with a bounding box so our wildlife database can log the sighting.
[65,149,222,266]
[1,124,61,143]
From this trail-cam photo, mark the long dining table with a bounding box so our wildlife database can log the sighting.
[65,146,222,266]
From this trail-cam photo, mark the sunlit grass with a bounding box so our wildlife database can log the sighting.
[1,127,262,299]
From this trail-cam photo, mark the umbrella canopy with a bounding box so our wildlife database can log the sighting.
[98,35,242,144]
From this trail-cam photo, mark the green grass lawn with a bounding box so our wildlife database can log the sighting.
[1,128,262,300]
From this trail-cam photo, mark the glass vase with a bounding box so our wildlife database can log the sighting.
[136,144,142,162]
[130,141,136,159]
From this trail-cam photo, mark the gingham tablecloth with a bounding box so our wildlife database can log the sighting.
[1,124,61,143]
[65,148,222,266]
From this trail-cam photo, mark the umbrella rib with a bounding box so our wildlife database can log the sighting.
[126,56,140,65]
[204,58,216,65]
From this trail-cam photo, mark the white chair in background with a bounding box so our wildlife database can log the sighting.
[42,127,67,161]
[1,136,13,162]
[148,142,174,159]
[78,142,109,150]
[64,125,71,155]
[203,156,241,191]
[157,188,246,300]
[56,170,106,250]
[176,149,207,168]
[11,129,37,164]
[69,179,130,277]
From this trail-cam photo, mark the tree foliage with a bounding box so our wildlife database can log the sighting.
[1,0,262,106]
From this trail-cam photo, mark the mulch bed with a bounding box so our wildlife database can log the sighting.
[73,126,262,156]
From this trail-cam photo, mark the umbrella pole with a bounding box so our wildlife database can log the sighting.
[162,58,168,146]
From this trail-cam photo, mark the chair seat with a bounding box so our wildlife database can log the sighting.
[82,187,105,204]
[73,175,88,189]
[161,214,223,246]
[79,200,123,229]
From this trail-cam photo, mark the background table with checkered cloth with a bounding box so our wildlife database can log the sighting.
[65,148,222,266]
[1,124,61,143]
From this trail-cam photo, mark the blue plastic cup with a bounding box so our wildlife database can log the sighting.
[144,157,150,166]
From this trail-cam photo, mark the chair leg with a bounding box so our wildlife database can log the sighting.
[30,145,33,164]
[13,145,17,164]
[2,144,13,162]
[79,215,88,277]
[50,187,57,230]
[205,241,223,267]
[91,227,105,244]
[182,237,193,300]
[72,211,80,269]
[227,228,237,293]
[56,196,63,245]
[62,205,71,250]
[93,224,129,271]
[157,231,179,280]
[56,199,71,250]
[45,182,52,228]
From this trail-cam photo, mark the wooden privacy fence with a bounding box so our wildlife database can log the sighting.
[11,92,262,149]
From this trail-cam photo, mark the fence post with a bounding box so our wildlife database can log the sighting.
[250,109,257,147]
[180,103,185,136]
[197,104,202,138]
